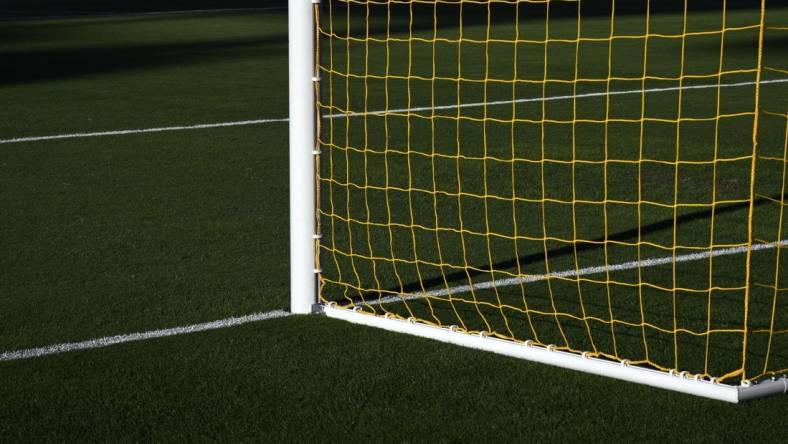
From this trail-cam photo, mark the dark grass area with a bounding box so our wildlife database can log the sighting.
[0,10,292,348]
[0,11,288,136]
[0,127,290,350]
[0,3,786,441]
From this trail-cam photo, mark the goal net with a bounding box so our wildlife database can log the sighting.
[306,0,788,400]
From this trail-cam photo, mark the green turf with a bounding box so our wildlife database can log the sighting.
[0,11,292,348]
[1,315,787,442]
[0,2,786,441]
[0,128,291,349]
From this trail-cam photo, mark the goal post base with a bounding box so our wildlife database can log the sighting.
[323,304,788,403]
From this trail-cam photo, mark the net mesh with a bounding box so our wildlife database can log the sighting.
[315,0,787,383]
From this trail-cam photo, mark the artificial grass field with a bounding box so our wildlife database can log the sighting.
[0,2,786,441]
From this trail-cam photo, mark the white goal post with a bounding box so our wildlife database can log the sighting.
[288,0,318,315]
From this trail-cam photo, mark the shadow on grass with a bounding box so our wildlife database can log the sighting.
[1,1,770,86]
[321,0,765,36]
[0,36,285,86]
[355,193,784,300]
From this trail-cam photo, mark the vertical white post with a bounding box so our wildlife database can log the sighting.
[289,0,317,314]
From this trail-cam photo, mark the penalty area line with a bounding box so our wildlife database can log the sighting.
[3,240,786,363]
[2,78,786,145]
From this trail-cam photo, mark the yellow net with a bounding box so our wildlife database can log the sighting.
[315,0,787,384]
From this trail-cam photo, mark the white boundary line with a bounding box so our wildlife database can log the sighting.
[2,240,786,362]
[87,7,287,17]
[2,78,786,145]
[0,7,286,22]
[0,118,289,145]
[0,310,292,362]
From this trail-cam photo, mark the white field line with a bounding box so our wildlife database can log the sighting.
[2,240,786,362]
[0,7,286,21]
[373,239,788,305]
[87,7,288,17]
[0,310,291,362]
[2,78,786,145]
[0,118,289,145]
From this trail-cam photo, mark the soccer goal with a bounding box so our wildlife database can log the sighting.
[289,0,788,402]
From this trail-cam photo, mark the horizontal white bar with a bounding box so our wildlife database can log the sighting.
[323,305,787,403]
